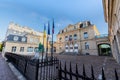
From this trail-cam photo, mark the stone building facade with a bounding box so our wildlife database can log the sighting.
[4,22,50,55]
[54,21,110,55]
[103,0,120,63]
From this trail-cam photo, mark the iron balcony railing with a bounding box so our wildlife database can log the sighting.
[95,34,108,38]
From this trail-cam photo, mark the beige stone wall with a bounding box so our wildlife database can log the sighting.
[55,21,100,55]
[4,23,51,55]
[4,42,38,55]
[81,39,98,55]
[103,0,120,63]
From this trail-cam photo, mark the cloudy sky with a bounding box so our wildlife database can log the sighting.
[0,0,108,42]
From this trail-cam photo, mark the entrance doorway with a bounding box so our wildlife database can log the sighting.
[98,44,112,56]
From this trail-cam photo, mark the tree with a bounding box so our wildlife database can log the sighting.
[38,43,44,53]
[0,43,3,51]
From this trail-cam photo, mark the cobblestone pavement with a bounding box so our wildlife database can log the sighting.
[54,54,120,80]
[0,53,18,80]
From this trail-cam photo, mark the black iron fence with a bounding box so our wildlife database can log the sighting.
[5,52,119,80]
[59,61,119,80]
[5,52,59,80]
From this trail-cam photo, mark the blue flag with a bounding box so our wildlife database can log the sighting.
[48,22,50,35]
[52,19,55,34]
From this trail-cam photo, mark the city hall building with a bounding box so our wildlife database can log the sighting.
[54,21,111,56]
[3,22,50,55]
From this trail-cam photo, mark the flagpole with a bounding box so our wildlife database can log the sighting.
[46,36,48,58]
[42,24,46,60]
[51,19,54,59]
[51,29,53,59]
[42,32,44,61]
[46,22,50,58]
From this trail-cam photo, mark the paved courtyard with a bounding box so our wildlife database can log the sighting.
[54,54,120,80]
[0,53,18,80]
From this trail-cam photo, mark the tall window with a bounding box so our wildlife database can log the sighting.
[27,47,33,52]
[74,34,77,40]
[65,36,68,41]
[11,46,16,52]
[69,35,72,41]
[20,47,24,52]
[85,42,89,49]
[84,32,88,39]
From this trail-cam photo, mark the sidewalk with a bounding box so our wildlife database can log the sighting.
[0,53,18,80]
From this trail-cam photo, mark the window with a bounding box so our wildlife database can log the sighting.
[84,32,88,39]
[20,47,24,52]
[65,36,68,41]
[83,22,86,27]
[34,47,38,52]
[74,34,77,40]
[30,38,33,43]
[34,39,39,43]
[13,36,18,41]
[69,35,72,41]
[85,42,89,49]
[59,37,62,42]
[74,26,76,29]
[87,21,91,26]
[70,47,73,49]
[80,24,83,28]
[22,37,26,42]
[27,47,33,52]
[74,46,78,49]
[62,30,64,33]
[11,46,16,52]
[13,31,16,34]
[65,47,68,49]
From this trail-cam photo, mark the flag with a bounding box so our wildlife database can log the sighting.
[48,22,50,35]
[52,19,55,34]
[43,24,46,38]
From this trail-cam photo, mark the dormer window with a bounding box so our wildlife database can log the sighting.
[62,30,64,33]
[74,26,76,29]
[22,37,26,42]
[83,22,86,27]
[80,24,83,28]
[14,36,18,41]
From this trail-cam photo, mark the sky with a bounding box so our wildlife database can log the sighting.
[0,0,108,42]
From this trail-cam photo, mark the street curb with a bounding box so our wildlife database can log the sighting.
[7,62,26,80]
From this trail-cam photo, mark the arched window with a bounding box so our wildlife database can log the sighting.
[85,42,89,49]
